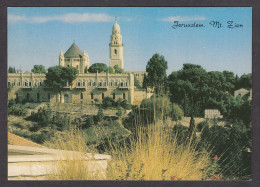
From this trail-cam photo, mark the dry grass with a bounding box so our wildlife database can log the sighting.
[45,126,103,180]
[43,95,216,181]
[106,125,212,181]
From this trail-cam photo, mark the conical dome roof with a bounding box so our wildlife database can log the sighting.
[64,43,83,58]
[112,21,120,33]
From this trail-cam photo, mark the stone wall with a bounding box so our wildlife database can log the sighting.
[8,145,111,180]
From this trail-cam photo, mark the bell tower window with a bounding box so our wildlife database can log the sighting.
[114,49,117,55]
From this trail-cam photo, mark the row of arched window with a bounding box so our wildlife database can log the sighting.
[8,80,42,87]
[77,80,128,87]
[80,92,126,100]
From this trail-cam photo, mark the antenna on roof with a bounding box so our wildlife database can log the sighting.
[115,16,117,23]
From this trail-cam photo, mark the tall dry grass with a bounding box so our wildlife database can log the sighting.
[45,126,103,180]
[44,95,218,180]
[106,125,213,180]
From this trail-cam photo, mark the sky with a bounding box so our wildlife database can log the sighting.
[8,7,252,76]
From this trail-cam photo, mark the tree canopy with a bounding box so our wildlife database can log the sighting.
[168,63,251,117]
[235,73,252,90]
[113,65,124,73]
[88,63,108,73]
[44,66,78,92]
[145,53,168,94]
[31,65,46,73]
[8,66,16,73]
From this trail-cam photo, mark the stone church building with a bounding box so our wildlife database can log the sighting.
[8,20,150,105]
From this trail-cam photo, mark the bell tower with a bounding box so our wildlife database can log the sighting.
[109,17,124,70]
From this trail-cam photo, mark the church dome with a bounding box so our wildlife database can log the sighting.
[64,42,83,58]
[112,21,120,34]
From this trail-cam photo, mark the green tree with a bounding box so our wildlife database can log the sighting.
[83,115,95,129]
[44,66,78,92]
[31,65,46,73]
[8,66,16,73]
[102,97,115,108]
[113,65,124,73]
[168,64,212,116]
[96,107,104,122]
[143,73,148,89]
[88,63,108,73]
[171,103,184,121]
[235,73,252,90]
[146,53,168,94]
[140,95,172,123]
[134,76,141,87]
[107,67,114,74]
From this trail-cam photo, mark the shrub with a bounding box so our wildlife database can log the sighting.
[196,120,209,132]
[96,107,104,122]
[171,104,184,121]
[199,119,251,179]
[116,108,123,118]
[102,97,115,108]
[8,104,27,116]
[82,116,95,129]
[27,105,52,128]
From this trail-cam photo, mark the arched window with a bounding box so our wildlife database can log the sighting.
[104,81,107,86]
[91,93,94,99]
[123,93,126,100]
[120,81,124,86]
[114,49,117,55]
[99,81,102,86]
[110,81,113,87]
[93,82,96,86]
[81,93,83,100]
[29,81,32,87]
[83,80,85,86]
[18,81,21,86]
[24,81,28,86]
[77,81,81,87]
[125,81,128,87]
[39,81,42,86]
[88,81,92,86]
[113,93,115,100]
[102,93,104,99]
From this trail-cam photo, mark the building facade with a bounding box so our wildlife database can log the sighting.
[8,20,149,105]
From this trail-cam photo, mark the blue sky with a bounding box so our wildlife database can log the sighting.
[8,7,252,76]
